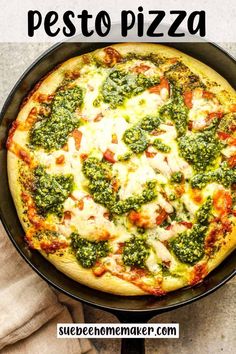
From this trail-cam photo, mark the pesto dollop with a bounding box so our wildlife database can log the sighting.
[170,224,206,265]
[71,233,109,268]
[179,130,222,172]
[33,166,74,217]
[123,126,148,153]
[30,86,83,151]
[170,171,184,184]
[159,87,189,136]
[191,162,236,189]
[82,157,118,210]
[153,138,171,153]
[101,69,159,108]
[140,115,161,132]
[82,157,157,214]
[122,235,150,268]
[110,180,157,215]
[170,197,212,265]
[195,196,212,225]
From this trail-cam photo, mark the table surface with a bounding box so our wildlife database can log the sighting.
[0,42,235,354]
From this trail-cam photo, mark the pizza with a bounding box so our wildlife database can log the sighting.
[7,43,236,296]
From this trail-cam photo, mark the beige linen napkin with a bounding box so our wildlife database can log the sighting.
[0,222,98,354]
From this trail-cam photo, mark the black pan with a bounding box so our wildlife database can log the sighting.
[0,41,235,354]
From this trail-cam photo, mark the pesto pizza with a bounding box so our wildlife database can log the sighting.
[7,43,236,296]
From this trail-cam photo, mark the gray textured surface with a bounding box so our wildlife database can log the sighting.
[0,43,235,354]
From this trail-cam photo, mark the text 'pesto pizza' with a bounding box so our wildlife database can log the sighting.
[7,44,236,296]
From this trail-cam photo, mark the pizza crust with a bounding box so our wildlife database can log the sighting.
[7,43,236,296]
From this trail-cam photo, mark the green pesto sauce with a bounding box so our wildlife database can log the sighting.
[140,115,161,132]
[30,86,83,151]
[170,224,206,265]
[123,126,148,153]
[82,157,157,214]
[191,161,236,189]
[165,61,203,91]
[122,235,150,268]
[117,152,133,161]
[100,69,159,108]
[195,196,212,225]
[82,157,118,210]
[71,232,109,268]
[170,171,184,184]
[34,229,60,241]
[170,198,212,265]
[218,112,236,134]
[110,180,157,215]
[159,87,189,136]
[33,166,74,217]
[178,130,222,172]
[122,115,163,156]
[153,138,171,153]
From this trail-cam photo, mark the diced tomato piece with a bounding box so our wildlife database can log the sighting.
[149,77,169,94]
[165,224,172,230]
[228,155,236,167]
[179,221,193,229]
[213,189,232,216]
[129,211,152,228]
[228,137,236,146]
[145,150,157,158]
[103,212,110,220]
[93,263,107,277]
[129,211,141,223]
[56,154,65,165]
[217,131,231,140]
[132,64,150,73]
[183,91,193,109]
[207,111,224,120]
[64,211,72,220]
[94,113,103,122]
[103,149,116,163]
[202,91,214,99]
[156,209,167,225]
[115,242,124,254]
[72,130,82,150]
[104,47,122,66]
[78,199,84,210]
[80,153,88,160]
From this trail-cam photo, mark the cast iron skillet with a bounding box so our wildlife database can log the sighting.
[0,41,235,354]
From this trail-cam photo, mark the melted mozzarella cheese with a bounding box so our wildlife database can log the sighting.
[63,197,116,241]
[150,239,173,263]
[146,251,162,273]
[117,155,157,199]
